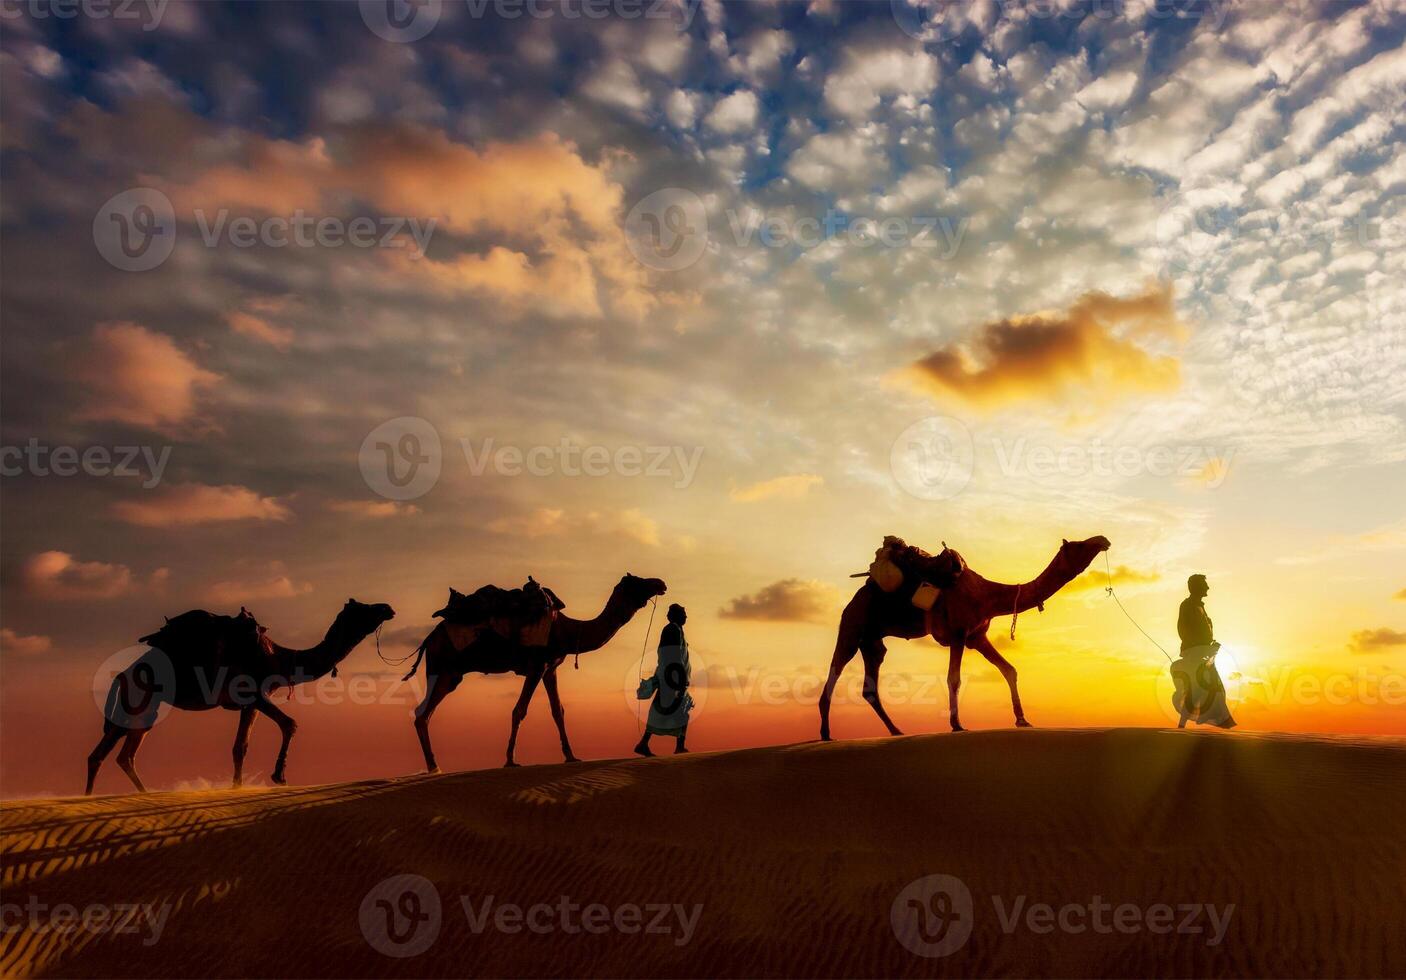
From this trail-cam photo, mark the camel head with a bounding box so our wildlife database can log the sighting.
[1059,536,1112,573]
[336,598,397,639]
[617,573,668,610]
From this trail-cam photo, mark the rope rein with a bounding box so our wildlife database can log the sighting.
[374,622,420,667]
[1010,583,1021,641]
[1103,551,1174,663]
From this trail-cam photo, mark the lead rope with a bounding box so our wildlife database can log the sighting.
[635,597,659,734]
[1103,551,1174,663]
[1009,583,1021,641]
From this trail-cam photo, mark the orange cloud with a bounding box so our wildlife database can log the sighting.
[729,474,824,502]
[161,127,654,321]
[326,500,419,519]
[204,562,312,605]
[900,283,1186,412]
[719,579,839,623]
[1,628,52,656]
[111,483,292,527]
[226,310,294,351]
[72,322,219,432]
[20,550,158,600]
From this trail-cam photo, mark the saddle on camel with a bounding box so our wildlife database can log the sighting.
[856,535,968,610]
[431,576,564,668]
[139,606,274,671]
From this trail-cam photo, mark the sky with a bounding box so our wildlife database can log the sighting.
[2,0,1404,798]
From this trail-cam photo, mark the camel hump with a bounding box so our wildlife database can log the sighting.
[434,580,559,650]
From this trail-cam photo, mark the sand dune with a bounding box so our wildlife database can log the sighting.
[2,728,1404,978]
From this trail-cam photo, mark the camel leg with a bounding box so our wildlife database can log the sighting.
[969,632,1030,727]
[541,669,579,763]
[504,667,544,767]
[413,673,460,775]
[232,707,256,787]
[85,723,124,795]
[861,641,904,736]
[115,728,150,793]
[818,630,861,742]
[947,640,967,732]
[253,696,298,785]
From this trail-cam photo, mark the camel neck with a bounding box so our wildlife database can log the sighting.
[557,588,641,656]
[272,614,367,681]
[966,550,1083,621]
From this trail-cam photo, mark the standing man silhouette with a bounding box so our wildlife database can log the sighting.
[1172,574,1236,729]
[634,604,692,756]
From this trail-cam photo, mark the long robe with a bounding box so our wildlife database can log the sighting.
[642,622,692,736]
[1171,643,1236,728]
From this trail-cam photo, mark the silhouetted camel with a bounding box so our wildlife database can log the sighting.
[819,536,1110,739]
[403,573,666,771]
[86,599,395,794]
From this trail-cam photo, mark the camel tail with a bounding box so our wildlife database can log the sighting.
[401,633,432,682]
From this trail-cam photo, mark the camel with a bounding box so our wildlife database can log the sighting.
[86,599,396,794]
[403,573,667,772]
[818,536,1110,740]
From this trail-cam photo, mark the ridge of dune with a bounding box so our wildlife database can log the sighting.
[2,728,1404,978]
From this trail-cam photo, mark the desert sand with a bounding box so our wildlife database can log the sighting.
[2,728,1404,978]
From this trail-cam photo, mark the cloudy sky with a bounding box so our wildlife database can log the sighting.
[2,0,1404,796]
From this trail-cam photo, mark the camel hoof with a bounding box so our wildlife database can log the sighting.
[426,766,441,775]
[271,772,287,785]
[563,755,580,764]
[1015,719,1033,728]
[503,761,520,768]
[950,724,966,733]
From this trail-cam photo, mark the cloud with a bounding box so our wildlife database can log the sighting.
[487,507,660,546]
[822,41,938,119]
[900,282,1187,413]
[1396,589,1406,601]
[1,628,52,656]
[719,578,839,623]
[20,551,158,600]
[204,562,312,605]
[161,128,656,321]
[111,483,292,527]
[1349,628,1406,653]
[730,474,824,502]
[326,500,419,519]
[1068,565,1160,593]
[72,322,219,432]
[705,90,760,134]
[226,309,293,351]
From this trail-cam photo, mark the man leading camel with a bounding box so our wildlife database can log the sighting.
[1172,574,1236,729]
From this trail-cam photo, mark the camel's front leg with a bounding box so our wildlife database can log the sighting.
[947,640,966,732]
[504,667,544,767]
[969,632,1030,727]
[541,668,579,763]
[253,696,298,785]
[232,707,257,787]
